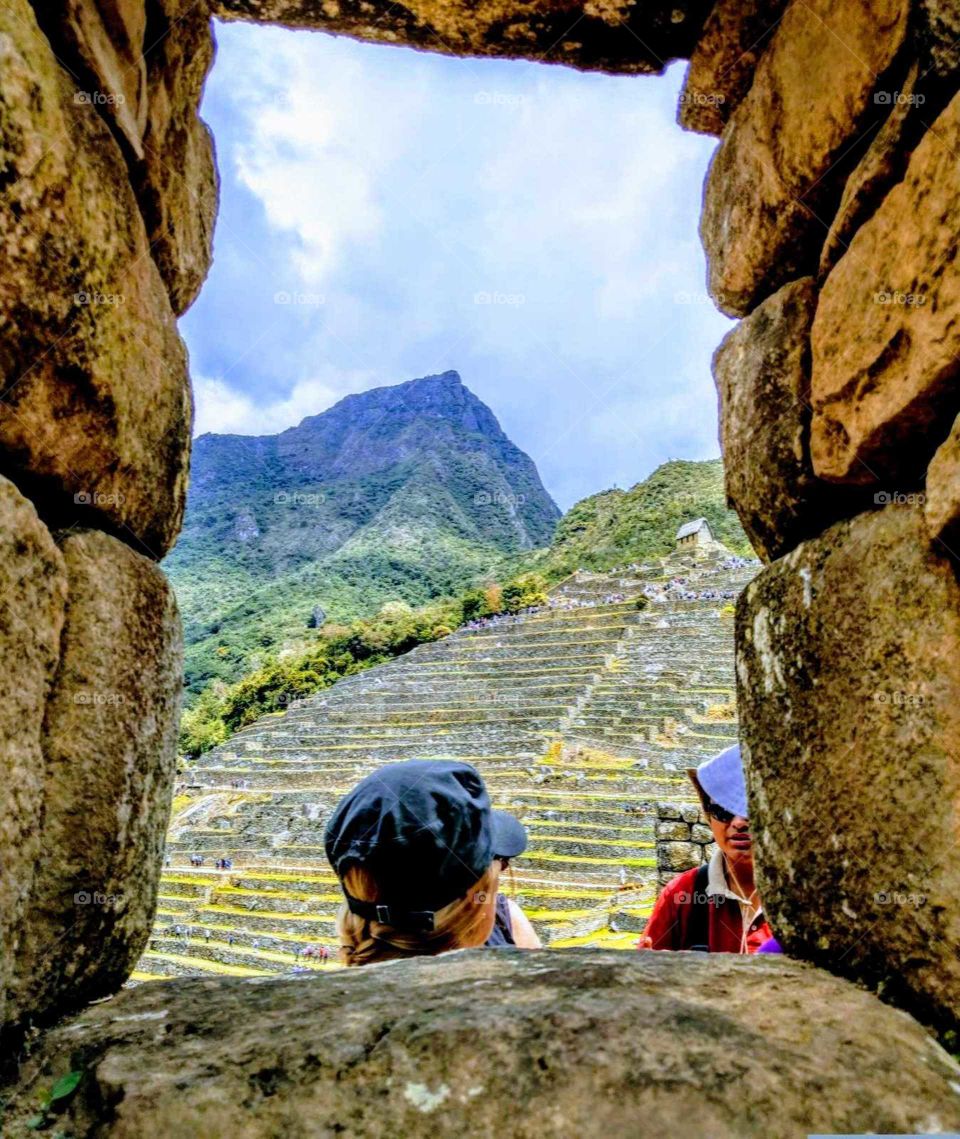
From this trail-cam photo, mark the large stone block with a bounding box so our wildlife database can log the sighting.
[213,0,714,74]
[0,479,67,1031]
[133,1,218,314]
[818,61,924,278]
[0,0,192,556]
[4,953,960,1137]
[700,0,909,316]
[925,411,960,553]
[33,1,149,158]
[17,530,182,1027]
[715,277,855,561]
[658,840,700,874]
[811,89,960,486]
[736,505,960,1034]
[678,0,786,137]
[31,1,218,316]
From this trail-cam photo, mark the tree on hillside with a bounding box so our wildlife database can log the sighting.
[502,573,548,613]
[461,587,492,622]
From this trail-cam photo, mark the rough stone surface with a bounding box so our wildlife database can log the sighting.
[700,0,909,316]
[811,88,960,486]
[133,1,219,314]
[33,1,219,315]
[715,278,853,561]
[4,952,960,1138]
[32,1,150,159]
[678,0,786,136]
[213,0,714,75]
[0,0,192,556]
[918,0,960,77]
[736,505,960,1035]
[657,840,701,874]
[925,411,960,553]
[0,479,67,1031]
[818,61,924,277]
[713,277,869,556]
[17,530,182,1028]
[655,819,689,842]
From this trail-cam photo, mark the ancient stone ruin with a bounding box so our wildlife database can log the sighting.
[2,0,959,1133]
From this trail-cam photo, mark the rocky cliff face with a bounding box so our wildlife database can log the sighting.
[169,371,560,692]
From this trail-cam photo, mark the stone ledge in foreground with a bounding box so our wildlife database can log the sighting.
[4,950,959,1138]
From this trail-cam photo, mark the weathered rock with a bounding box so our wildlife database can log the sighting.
[133,1,218,314]
[811,88,960,486]
[736,505,960,1035]
[4,952,960,1138]
[0,0,192,556]
[925,411,960,552]
[31,1,219,316]
[32,1,149,159]
[701,0,909,316]
[818,61,924,277]
[0,479,67,1030]
[918,0,960,77]
[17,530,182,1028]
[655,801,682,820]
[213,0,714,75]
[658,840,700,873]
[678,0,786,136]
[715,278,852,561]
[655,819,689,842]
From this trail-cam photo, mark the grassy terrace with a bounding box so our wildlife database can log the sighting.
[139,554,750,978]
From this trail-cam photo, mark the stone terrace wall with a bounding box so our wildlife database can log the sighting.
[653,802,714,888]
[0,1,215,1037]
[2,0,959,1057]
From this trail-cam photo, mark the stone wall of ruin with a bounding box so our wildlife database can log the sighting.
[695,0,960,1035]
[0,0,216,1036]
[654,801,715,888]
[1,0,957,1044]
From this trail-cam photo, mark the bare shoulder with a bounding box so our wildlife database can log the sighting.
[507,897,543,949]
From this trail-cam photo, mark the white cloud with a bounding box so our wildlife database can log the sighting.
[224,32,433,287]
[193,371,375,437]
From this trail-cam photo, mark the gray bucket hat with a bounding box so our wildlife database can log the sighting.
[687,744,748,819]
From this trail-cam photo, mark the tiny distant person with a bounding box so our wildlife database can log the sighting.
[325,759,541,966]
[638,745,772,954]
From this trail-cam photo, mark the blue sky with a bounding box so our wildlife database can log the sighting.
[180,22,733,510]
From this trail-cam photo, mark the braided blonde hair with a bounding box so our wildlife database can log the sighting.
[337,862,501,966]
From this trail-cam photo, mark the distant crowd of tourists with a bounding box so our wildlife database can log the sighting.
[548,592,631,609]
[322,743,774,966]
[461,607,545,632]
[184,855,234,869]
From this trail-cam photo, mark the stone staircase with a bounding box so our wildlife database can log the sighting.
[136,547,758,980]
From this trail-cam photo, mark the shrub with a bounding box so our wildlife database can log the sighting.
[501,573,548,613]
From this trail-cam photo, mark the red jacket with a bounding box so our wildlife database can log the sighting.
[640,865,772,954]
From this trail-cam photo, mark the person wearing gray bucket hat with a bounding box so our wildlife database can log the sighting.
[637,744,773,954]
[327,759,541,965]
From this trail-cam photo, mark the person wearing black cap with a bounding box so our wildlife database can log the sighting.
[325,759,541,966]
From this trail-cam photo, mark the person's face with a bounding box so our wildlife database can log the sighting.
[703,797,753,869]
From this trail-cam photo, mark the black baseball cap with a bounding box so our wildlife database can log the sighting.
[324,759,527,932]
